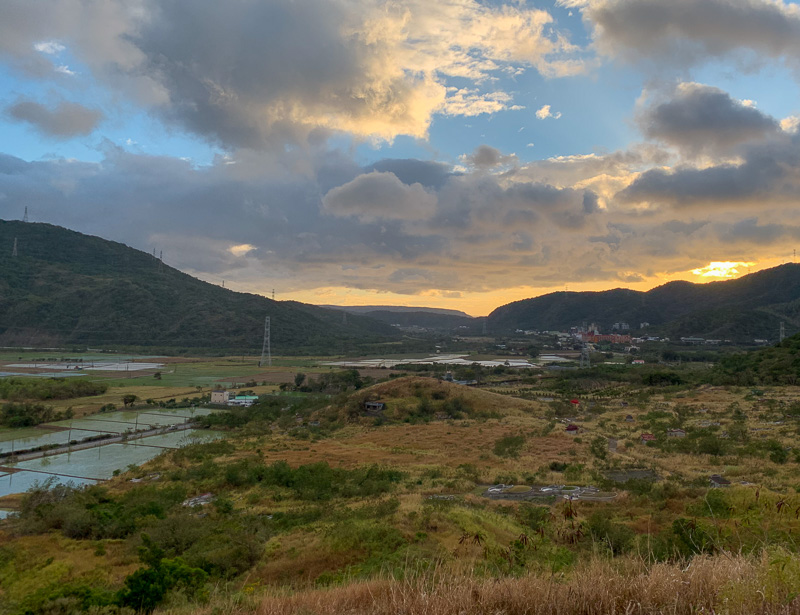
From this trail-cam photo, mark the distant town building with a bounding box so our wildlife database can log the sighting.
[681,337,705,344]
[228,395,258,407]
[612,322,630,331]
[210,390,229,404]
[640,322,650,329]
[625,414,634,422]
[667,428,686,438]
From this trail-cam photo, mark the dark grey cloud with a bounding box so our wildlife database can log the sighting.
[580,0,800,71]
[639,83,779,155]
[321,171,437,222]
[717,218,800,245]
[366,159,454,190]
[463,145,518,169]
[618,132,800,207]
[5,98,103,138]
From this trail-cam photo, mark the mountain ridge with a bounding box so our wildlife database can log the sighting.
[0,220,399,352]
[488,264,800,341]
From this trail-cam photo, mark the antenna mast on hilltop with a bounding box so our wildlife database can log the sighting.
[259,316,271,367]
[22,207,28,223]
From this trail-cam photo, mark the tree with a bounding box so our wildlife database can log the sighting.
[122,394,138,407]
[294,372,306,388]
[590,436,608,461]
[117,535,207,614]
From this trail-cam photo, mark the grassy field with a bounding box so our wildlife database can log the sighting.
[3,356,800,614]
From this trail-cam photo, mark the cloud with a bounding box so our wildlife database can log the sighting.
[462,145,518,169]
[0,0,583,148]
[33,40,65,55]
[617,132,800,208]
[5,98,103,138]
[535,104,562,120]
[573,0,800,72]
[321,171,438,222]
[638,83,779,155]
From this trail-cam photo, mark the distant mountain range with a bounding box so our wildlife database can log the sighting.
[320,305,478,332]
[320,305,473,318]
[488,265,800,342]
[0,221,399,352]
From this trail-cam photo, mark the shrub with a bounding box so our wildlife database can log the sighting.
[493,434,526,458]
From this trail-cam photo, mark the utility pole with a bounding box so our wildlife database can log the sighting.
[259,316,271,367]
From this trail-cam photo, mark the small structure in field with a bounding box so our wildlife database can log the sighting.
[667,428,686,438]
[565,424,580,434]
[364,401,385,415]
[640,433,656,444]
[709,474,731,488]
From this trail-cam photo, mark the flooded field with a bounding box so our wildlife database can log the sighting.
[0,407,215,454]
[0,428,222,499]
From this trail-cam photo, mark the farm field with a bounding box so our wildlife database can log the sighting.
[2,346,800,614]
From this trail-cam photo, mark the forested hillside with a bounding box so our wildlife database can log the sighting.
[0,221,399,352]
[488,265,800,341]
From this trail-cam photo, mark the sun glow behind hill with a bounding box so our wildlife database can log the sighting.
[691,261,756,279]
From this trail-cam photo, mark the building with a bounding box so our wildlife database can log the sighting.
[364,401,385,413]
[565,424,580,434]
[228,395,258,407]
[210,390,229,404]
[709,474,731,488]
[666,428,686,438]
[640,433,656,444]
[625,414,634,422]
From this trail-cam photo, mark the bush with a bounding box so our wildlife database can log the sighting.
[493,434,526,458]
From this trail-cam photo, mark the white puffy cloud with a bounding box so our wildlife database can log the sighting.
[0,0,584,148]
[535,105,562,120]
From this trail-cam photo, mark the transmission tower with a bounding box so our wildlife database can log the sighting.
[22,206,28,223]
[259,316,271,367]
[780,321,785,343]
[579,345,591,368]
[11,237,17,257]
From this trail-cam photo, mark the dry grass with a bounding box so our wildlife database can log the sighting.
[232,553,800,615]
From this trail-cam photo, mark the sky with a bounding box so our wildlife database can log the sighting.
[1,0,800,316]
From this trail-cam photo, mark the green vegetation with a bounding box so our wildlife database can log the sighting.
[0,402,71,427]
[0,220,401,353]
[0,377,107,401]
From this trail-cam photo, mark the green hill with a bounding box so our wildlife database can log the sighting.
[713,332,800,385]
[487,265,800,342]
[0,220,399,352]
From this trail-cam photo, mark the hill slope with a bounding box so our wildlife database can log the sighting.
[0,220,399,352]
[488,265,800,341]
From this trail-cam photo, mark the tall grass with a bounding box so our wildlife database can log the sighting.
[238,552,800,615]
